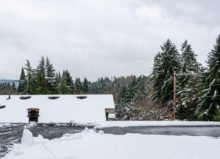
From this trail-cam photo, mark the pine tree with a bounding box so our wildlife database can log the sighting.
[179,40,201,87]
[176,75,200,120]
[136,76,147,101]
[126,76,138,103]
[6,82,11,89]
[17,67,26,94]
[181,40,200,73]
[152,39,182,105]
[59,82,69,94]
[75,78,82,94]
[12,82,17,93]
[177,40,201,120]
[118,86,127,105]
[196,35,220,121]
[45,57,56,94]
[54,72,62,94]
[62,70,74,93]
[82,78,89,93]
[36,57,47,94]
[24,60,36,94]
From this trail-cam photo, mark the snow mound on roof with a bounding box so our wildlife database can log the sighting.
[21,129,33,146]
[0,95,115,123]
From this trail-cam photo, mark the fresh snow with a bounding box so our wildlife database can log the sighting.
[1,121,220,129]
[0,95,114,123]
[95,121,220,128]
[21,129,33,146]
[4,128,220,159]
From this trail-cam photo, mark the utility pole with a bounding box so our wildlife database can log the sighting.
[173,72,176,120]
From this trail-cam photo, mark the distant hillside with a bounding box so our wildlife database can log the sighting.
[0,79,19,87]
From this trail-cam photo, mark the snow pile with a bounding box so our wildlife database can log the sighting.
[21,129,33,146]
[95,120,220,128]
[4,128,220,159]
[0,95,115,123]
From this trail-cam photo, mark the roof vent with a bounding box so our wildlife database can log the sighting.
[6,95,11,100]
[20,96,31,100]
[48,96,60,100]
[76,96,87,99]
[0,105,6,109]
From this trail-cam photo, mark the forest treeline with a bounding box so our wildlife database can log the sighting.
[3,35,220,121]
[151,36,220,121]
[14,57,149,103]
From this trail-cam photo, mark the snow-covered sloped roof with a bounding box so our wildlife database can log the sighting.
[0,95,115,123]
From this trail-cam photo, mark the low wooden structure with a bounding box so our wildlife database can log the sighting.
[105,108,116,121]
[27,108,40,122]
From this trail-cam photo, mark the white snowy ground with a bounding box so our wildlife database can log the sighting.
[95,121,220,128]
[4,128,220,159]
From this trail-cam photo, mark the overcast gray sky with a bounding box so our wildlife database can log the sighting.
[0,0,219,80]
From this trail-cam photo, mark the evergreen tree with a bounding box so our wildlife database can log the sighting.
[82,78,89,93]
[118,76,143,105]
[36,57,47,94]
[126,76,138,103]
[75,78,82,94]
[54,72,62,94]
[6,82,11,89]
[91,83,98,94]
[45,57,56,94]
[179,40,201,87]
[152,39,182,105]
[181,40,200,73]
[24,60,36,94]
[62,70,74,93]
[196,35,220,121]
[136,76,147,101]
[59,82,69,94]
[176,75,200,120]
[118,86,128,105]
[12,82,17,93]
[18,67,26,94]
[177,40,201,120]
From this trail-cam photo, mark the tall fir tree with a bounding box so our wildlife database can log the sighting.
[11,82,17,93]
[82,78,89,93]
[181,40,200,73]
[136,76,147,101]
[36,57,47,94]
[179,40,201,88]
[59,82,69,94]
[45,57,56,94]
[75,78,82,94]
[196,35,220,121]
[118,86,127,105]
[6,82,11,89]
[62,70,74,93]
[24,60,35,94]
[126,76,138,103]
[17,67,26,94]
[54,72,62,94]
[152,39,182,105]
[177,40,201,120]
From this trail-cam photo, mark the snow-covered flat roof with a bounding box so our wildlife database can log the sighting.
[5,129,220,159]
[95,121,220,128]
[0,95,115,123]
